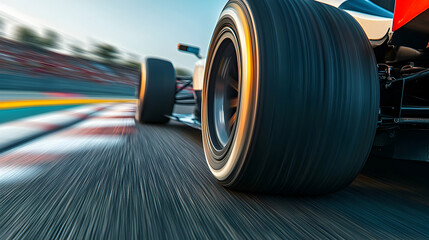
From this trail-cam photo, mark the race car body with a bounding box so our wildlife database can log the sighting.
[136,0,429,194]
[317,0,393,42]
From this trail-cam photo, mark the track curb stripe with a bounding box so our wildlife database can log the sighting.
[0,99,136,110]
[0,104,110,153]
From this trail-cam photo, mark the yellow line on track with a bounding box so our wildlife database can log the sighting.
[0,99,137,110]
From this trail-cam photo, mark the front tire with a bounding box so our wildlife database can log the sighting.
[136,58,176,124]
[202,0,379,195]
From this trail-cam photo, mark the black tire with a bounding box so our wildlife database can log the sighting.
[202,0,379,195]
[136,58,176,124]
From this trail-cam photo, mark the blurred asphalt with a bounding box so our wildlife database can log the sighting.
[0,103,428,239]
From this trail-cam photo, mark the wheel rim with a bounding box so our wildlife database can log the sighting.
[207,30,240,153]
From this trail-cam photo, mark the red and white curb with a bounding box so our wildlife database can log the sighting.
[0,104,109,152]
[0,103,136,183]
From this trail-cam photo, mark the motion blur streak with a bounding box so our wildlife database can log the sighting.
[0,99,136,110]
[0,103,135,168]
[0,166,41,184]
[0,104,427,239]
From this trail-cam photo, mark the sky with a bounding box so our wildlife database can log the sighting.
[0,0,227,70]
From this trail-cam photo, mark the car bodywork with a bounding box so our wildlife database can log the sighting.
[318,0,393,43]
[176,0,429,161]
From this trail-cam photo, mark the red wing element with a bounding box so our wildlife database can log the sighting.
[393,0,429,31]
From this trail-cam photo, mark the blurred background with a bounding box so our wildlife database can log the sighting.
[0,0,225,102]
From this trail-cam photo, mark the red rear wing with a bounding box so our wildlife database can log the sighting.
[392,0,429,31]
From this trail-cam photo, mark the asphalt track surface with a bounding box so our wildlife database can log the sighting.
[0,103,428,239]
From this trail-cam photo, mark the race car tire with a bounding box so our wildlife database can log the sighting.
[135,58,176,124]
[202,0,379,194]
